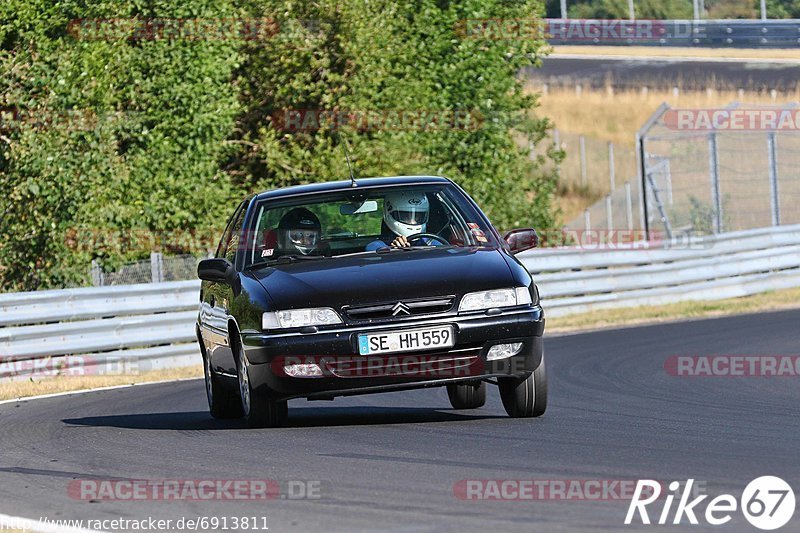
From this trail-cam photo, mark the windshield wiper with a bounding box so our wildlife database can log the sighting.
[243,254,327,270]
[374,245,418,254]
[374,245,451,254]
[275,254,328,263]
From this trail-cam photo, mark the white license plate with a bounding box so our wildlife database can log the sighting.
[358,326,455,355]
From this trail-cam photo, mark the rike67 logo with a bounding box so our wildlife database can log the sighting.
[626,477,795,530]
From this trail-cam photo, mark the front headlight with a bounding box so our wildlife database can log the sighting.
[458,287,532,312]
[262,307,342,330]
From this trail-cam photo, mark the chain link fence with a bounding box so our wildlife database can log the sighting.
[639,102,800,238]
[90,253,204,286]
[570,180,644,233]
[556,131,637,195]
[542,130,644,232]
[556,102,800,237]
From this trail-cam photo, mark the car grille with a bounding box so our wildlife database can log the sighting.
[344,296,455,321]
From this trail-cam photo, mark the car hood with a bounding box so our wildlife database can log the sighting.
[248,247,514,309]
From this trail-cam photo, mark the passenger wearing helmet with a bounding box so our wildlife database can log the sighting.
[278,208,322,256]
[366,191,440,251]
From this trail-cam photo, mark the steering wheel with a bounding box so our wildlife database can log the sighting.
[406,233,449,246]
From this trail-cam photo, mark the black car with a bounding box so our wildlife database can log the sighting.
[196,176,545,427]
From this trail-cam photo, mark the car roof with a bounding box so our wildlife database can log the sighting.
[254,176,453,201]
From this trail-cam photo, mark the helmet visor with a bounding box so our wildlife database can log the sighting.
[288,229,319,247]
[392,209,429,226]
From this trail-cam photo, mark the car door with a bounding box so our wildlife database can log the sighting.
[199,200,247,376]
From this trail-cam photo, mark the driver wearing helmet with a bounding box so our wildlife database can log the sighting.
[278,208,322,256]
[366,191,440,251]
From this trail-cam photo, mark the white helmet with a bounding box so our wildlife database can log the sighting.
[383,191,429,238]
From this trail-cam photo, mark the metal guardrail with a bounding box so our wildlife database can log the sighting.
[544,19,800,48]
[1,225,799,380]
[520,224,800,316]
[0,281,201,380]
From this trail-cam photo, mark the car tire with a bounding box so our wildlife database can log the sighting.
[498,355,547,418]
[447,381,487,409]
[234,334,288,428]
[203,348,243,419]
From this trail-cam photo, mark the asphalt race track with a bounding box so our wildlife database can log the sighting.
[1,309,798,532]
[523,57,800,91]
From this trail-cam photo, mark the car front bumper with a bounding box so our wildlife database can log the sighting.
[241,306,544,400]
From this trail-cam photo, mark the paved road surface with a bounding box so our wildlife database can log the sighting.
[524,57,800,91]
[1,309,798,532]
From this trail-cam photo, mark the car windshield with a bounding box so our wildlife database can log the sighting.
[242,184,498,269]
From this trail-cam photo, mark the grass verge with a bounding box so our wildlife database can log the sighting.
[0,365,203,402]
[547,286,800,333]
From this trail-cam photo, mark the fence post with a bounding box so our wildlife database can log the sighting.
[608,142,616,192]
[91,260,104,287]
[767,131,781,226]
[579,135,587,186]
[605,195,613,231]
[625,181,633,230]
[150,252,164,283]
[708,133,722,233]
[664,160,674,206]
[637,175,646,231]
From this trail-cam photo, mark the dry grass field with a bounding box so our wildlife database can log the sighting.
[531,85,800,222]
[0,365,203,401]
[534,85,800,147]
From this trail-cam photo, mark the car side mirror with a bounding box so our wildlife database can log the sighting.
[503,228,538,254]
[198,258,235,283]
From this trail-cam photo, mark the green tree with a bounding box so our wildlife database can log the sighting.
[229,0,560,231]
[1,0,559,291]
[565,0,693,19]
[1,0,242,290]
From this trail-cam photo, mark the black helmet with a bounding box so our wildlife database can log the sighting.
[278,208,321,255]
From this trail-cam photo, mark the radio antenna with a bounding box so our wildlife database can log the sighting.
[341,135,357,188]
